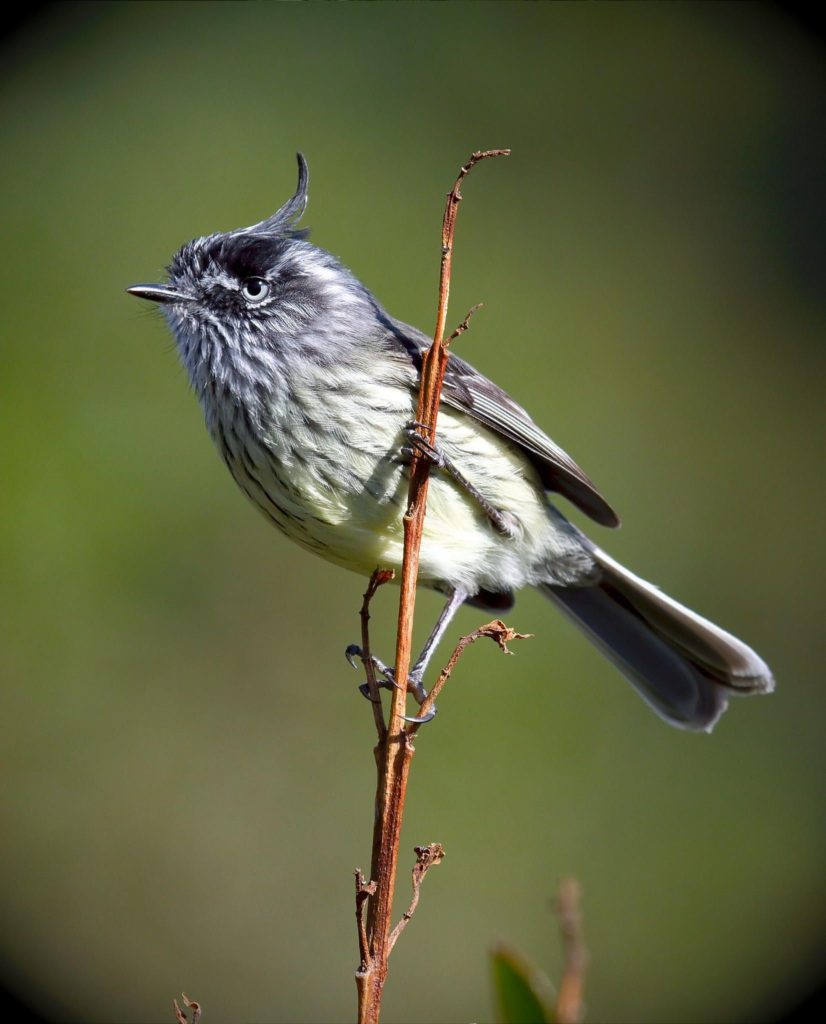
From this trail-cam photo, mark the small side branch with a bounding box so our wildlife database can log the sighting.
[359,569,396,740]
[387,843,445,954]
[355,870,378,969]
[554,877,588,1024]
[446,302,483,346]
[407,620,531,736]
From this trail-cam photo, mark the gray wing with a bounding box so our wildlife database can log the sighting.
[388,318,620,528]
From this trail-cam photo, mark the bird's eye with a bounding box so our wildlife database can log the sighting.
[241,277,270,303]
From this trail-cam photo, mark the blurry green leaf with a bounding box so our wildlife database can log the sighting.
[491,941,557,1024]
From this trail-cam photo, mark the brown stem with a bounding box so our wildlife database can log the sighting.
[355,149,510,1024]
[554,877,588,1024]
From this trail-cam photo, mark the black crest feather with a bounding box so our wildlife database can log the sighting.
[242,152,310,240]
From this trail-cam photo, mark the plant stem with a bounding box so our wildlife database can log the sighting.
[356,149,510,1024]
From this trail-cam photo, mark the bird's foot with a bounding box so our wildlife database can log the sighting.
[346,644,437,722]
[345,644,399,701]
[402,424,444,468]
[398,668,438,724]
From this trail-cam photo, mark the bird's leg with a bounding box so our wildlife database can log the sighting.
[403,425,519,538]
[402,586,468,724]
[346,586,469,723]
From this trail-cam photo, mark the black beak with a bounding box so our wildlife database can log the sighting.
[127,284,191,304]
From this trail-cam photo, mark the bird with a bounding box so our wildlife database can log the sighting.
[128,153,774,731]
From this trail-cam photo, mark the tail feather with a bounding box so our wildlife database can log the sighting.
[541,548,774,732]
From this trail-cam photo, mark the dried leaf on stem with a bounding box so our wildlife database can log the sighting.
[172,993,201,1024]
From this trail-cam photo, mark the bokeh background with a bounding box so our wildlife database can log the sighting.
[1,3,824,1022]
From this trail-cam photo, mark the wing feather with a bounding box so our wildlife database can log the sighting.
[387,319,620,528]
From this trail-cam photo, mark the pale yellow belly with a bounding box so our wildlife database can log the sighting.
[237,406,574,596]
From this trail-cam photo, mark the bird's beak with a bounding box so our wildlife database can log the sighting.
[127,284,191,304]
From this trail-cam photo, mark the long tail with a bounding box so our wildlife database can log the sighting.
[541,547,774,731]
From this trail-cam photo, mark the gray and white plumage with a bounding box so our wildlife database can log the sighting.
[128,153,774,731]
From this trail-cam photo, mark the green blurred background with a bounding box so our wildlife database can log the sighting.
[1,3,824,1022]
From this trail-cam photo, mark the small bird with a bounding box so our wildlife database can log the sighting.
[129,154,773,731]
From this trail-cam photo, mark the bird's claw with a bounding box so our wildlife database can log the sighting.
[346,645,438,724]
[403,705,438,725]
[346,644,401,698]
[345,643,362,670]
[403,673,437,723]
[358,681,382,703]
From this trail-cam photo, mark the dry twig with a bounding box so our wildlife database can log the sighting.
[355,870,378,970]
[172,993,201,1024]
[359,569,396,740]
[408,619,531,736]
[387,842,445,953]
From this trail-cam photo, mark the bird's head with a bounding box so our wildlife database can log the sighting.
[128,154,378,378]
